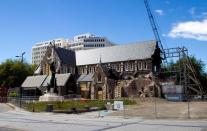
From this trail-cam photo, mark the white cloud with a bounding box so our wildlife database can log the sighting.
[168,19,207,41]
[155,9,164,16]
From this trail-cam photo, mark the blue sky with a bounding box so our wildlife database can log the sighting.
[0,0,207,71]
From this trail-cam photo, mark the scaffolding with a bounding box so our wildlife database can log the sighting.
[160,47,203,95]
[144,0,203,95]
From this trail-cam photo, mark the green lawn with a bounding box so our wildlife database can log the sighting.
[25,99,136,112]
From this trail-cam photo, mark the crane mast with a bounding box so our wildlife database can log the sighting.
[144,0,165,57]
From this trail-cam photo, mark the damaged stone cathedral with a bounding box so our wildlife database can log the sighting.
[22,40,162,99]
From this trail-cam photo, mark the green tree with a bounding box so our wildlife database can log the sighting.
[0,59,36,88]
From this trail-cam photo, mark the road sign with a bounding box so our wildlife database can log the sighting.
[114,101,124,110]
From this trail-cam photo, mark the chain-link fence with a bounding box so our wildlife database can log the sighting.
[4,96,207,119]
[7,96,39,108]
[0,97,7,103]
[110,96,207,119]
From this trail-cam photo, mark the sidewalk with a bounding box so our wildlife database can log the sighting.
[1,103,207,131]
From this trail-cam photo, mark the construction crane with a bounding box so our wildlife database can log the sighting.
[144,0,203,96]
[144,0,165,58]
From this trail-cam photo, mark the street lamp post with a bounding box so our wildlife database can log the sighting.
[16,52,25,108]
[16,52,25,64]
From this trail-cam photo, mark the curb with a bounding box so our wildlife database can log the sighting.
[6,103,16,110]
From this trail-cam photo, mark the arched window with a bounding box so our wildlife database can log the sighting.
[129,63,133,71]
[144,62,148,70]
[116,64,120,71]
[138,62,142,70]
[98,74,102,82]
[93,67,96,72]
[124,63,128,71]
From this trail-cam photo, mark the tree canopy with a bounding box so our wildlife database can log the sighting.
[0,59,36,88]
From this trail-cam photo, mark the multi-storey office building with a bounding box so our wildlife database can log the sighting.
[32,38,68,65]
[32,33,115,65]
[67,33,115,51]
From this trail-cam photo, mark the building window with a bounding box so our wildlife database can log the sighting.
[78,68,81,74]
[144,62,148,70]
[124,63,128,71]
[82,68,85,74]
[111,64,115,69]
[64,66,68,73]
[129,63,133,71]
[89,67,92,73]
[70,67,74,73]
[125,62,133,71]
[116,64,120,71]
[93,67,96,72]
[138,62,142,70]
[98,74,102,83]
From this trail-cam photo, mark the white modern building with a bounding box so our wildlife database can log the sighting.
[31,33,115,65]
[67,33,115,51]
[32,38,68,65]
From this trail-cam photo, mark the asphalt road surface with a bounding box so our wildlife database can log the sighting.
[0,103,207,131]
[0,103,20,131]
[0,103,12,113]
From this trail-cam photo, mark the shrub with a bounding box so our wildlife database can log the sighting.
[9,91,19,97]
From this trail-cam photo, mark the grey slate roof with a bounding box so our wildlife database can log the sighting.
[42,73,71,87]
[22,73,71,90]
[21,75,47,88]
[77,74,93,82]
[75,40,157,66]
[54,47,76,65]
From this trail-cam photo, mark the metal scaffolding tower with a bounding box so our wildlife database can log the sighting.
[161,47,203,95]
[144,0,203,95]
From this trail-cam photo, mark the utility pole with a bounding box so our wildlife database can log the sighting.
[16,52,26,108]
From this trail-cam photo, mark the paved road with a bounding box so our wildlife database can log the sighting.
[0,103,12,113]
[0,103,20,131]
[0,104,207,131]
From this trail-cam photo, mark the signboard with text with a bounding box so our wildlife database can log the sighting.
[114,101,124,110]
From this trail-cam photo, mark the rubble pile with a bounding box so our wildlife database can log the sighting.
[117,73,161,98]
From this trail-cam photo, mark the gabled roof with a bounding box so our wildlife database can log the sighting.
[21,75,47,88]
[54,47,76,65]
[75,40,157,66]
[22,73,71,90]
[77,74,93,82]
[42,73,71,87]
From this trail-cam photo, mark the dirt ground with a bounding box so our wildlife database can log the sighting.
[109,98,207,119]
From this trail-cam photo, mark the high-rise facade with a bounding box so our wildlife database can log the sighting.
[32,38,68,65]
[31,33,115,65]
[67,33,115,51]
